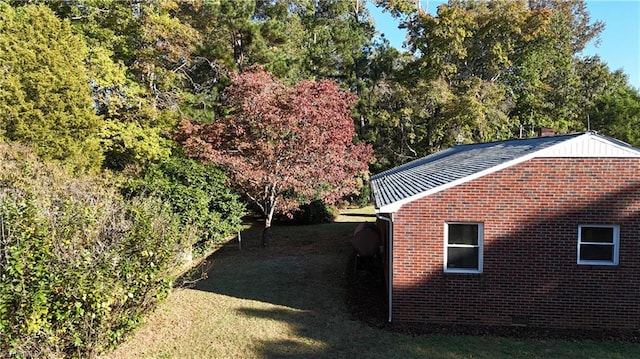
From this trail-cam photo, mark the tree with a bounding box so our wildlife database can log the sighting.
[0,3,103,172]
[590,80,640,147]
[176,66,373,245]
[366,0,608,171]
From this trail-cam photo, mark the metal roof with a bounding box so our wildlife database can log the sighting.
[370,132,627,212]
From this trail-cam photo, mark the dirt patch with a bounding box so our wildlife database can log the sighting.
[345,251,387,327]
[387,322,640,343]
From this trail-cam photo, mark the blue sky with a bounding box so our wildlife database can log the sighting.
[368,0,640,89]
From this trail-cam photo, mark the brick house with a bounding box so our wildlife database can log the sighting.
[371,132,640,329]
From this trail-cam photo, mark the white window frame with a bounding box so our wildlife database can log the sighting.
[577,224,619,266]
[444,222,483,274]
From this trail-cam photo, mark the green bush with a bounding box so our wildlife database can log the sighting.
[0,145,188,357]
[276,200,337,225]
[121,153,245,255]
[100,121,174,171]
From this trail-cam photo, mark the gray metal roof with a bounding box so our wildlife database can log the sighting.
[371,133,584,210]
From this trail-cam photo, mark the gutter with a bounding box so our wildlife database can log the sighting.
[376,213,393,323]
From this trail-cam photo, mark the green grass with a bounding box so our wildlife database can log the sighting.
[102,207,640,358]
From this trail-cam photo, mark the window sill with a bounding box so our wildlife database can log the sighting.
[444,269,483,274]
[577,261,618,266]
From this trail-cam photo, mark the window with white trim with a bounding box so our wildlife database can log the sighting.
[577,225,619,265]
[444,222,483,273]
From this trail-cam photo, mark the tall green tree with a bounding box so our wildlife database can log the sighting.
[369,0,608,170]
[298,0,375,84]
[175,0,310,125]
[590,79,640,146]
[0,3,103,172]
[29,0,193,169]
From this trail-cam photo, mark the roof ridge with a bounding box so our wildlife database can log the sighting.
[372,132,586,179]
[451,132,585,149]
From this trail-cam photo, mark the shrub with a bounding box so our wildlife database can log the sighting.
[276,200,337,225]
[121,153,245,255]
[0,145,187,357]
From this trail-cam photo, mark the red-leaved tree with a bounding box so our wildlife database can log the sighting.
[176,66,373,245]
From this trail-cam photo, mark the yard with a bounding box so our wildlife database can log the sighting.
[103,207,640,358]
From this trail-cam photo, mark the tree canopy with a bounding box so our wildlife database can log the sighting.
[4,0,637,175]
[0,3,103,172]
[364,0,638,170]
[177,66,373,244]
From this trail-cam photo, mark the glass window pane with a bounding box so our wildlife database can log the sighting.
[447,247,479,269]
[581,227,614,243]
[580,244,614,261]
[448,224,478,245]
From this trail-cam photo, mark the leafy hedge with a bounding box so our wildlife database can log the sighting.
[276,200,338,225]
[0,145,242,357]
[122,154,245,256]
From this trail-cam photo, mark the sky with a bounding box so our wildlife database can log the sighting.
[367,0,640,89]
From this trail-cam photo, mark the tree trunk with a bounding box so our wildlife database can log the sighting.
[261,195,277,247]
[261,224,271,247]
[261,211,273,247]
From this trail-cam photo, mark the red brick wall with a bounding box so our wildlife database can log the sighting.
[390,158,640,329]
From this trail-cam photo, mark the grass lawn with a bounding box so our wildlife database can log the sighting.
[103,207,640,358]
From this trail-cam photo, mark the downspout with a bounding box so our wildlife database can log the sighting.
[376,213,393,323]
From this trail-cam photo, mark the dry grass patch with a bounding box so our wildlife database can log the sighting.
[103,207,640,359]
[104,290,327,358]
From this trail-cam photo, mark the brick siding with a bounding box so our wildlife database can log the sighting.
[389,158,640,329]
